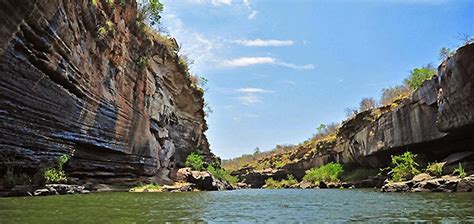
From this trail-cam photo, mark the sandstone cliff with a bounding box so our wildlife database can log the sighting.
[0,0,213,189]
[234,43,474,187]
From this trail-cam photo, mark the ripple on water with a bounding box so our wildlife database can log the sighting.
[0,189,473,223]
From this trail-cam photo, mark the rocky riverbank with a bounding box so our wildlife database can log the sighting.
[382,174,474,193]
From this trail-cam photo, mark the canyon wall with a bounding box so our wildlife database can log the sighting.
[235,43,474,186]
[0,0,213,188]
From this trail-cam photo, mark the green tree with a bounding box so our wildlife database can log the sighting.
[404,65,436,90]
[137,0,164,25]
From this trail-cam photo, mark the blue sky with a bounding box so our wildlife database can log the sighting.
[160,0,473,159]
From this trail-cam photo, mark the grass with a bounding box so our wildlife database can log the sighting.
[264,174,298,189]
[303,162,343,184]
[452,163,466,178]
[208,165,238,185]
[129,184,162,192]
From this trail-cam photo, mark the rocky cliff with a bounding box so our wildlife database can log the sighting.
[234,43,474,187]
[0,0,213,189]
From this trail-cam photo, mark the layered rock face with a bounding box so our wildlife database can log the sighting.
[234,44,474,186]
[286,43,474,177]
[0,0,212,187]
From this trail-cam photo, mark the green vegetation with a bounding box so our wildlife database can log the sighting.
[404,65,437,90]
[91,0,97,7]
[207,165,238,185]
[130,184,162,192]
[452,163,466,178]
[185,152,204,171]
[184,152,238,185]
[97,20,115,39]
[137,0,164,25]
[303,162,343,183]
[388,151,420,182]
[43,154,69,184]
[137,56,148,70]
[380,85,411,106]
[264,175,298,189]
[426,162,443,177]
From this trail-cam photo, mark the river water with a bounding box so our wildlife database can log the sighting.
[0,189,473,223]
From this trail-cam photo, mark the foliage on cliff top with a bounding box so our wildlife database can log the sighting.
[222,123,339,172]
[303,162,343,184]
[404,65,437,90]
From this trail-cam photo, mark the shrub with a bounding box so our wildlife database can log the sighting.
[264,178,282,189]
[97,20,115,39]
[452,163,466,178]
[264,175,298,189]
[207,165,238,185]
[303,162,343,183]
[282,174,298,186]
[43,168,67,184]
[359,97,377,112]
[380,85,411,106]
[185,152,204,171]
[426,162,443,177]
[137,56,148,70]
[404,66,437,90]
[43,154,69,184]
[389,151,420,182]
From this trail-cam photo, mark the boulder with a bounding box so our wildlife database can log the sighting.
[456,176,474,192]
[381,181,410,192]
[176,168,232,191]
[412,173,432,182]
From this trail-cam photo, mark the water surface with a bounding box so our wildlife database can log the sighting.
[1,189,473,223]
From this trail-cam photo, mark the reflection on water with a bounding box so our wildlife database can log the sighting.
[0,189,473,223]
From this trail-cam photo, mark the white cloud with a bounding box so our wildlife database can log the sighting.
[371,0,448,4]
[212,0,232,6]
[161,13,222,73]
[192,0,232,6]
[236,39,294,47]
[221,57,315,70]
[248,10,258,19]
[278,62,315,70]
[222,57,275,67]
[238,95,261,105]
[236,88,271,93]
[243,0,251,8]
